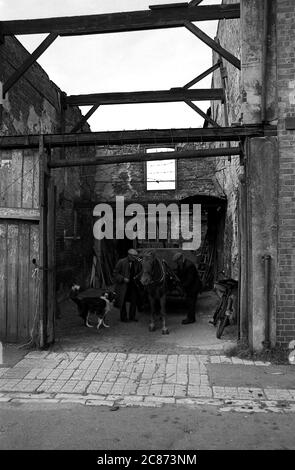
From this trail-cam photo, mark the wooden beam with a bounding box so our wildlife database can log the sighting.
[2,33,58,97]
[0,4,240,36]
[184,21,241,70]
[70,104,100,133]
[183,61,221,89]
[66,88,224,107]
[189,1,204,6]
[0,207,40,220]
[0,126,277,150]
[184,99,220,127]
[149,3,189,9]
[49,147,241,168]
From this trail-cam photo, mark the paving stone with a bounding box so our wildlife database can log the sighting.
[25,351,50,359]
[144,396,175,404]
[264,388,293,400]
[9,392,54,399]
[46,380,68,393]
[60,398,87,404]
[0,368,10,378]
[86,399,114,406]
[11,398,60,404]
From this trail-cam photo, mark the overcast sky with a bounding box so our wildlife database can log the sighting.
[0,0,222,131]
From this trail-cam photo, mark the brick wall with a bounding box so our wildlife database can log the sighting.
[94,143,224,204]
[213,0,295,346]
[0,36,95,293]
[276,0,295,346]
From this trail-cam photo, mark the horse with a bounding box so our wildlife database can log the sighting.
[137,250,170,335]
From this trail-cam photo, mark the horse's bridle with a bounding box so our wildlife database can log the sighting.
[135,256,165,287]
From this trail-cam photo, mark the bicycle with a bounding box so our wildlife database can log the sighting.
[210,277,238,339]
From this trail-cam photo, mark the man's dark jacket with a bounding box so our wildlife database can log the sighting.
[177,259,202,295]
[113,257,141,308]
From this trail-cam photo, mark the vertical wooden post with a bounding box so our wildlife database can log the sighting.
[47,168,56,345]
[38,135,48,348]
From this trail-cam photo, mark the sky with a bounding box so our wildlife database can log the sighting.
[0,0,222,131]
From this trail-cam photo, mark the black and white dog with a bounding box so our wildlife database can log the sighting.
[69,285,117,330]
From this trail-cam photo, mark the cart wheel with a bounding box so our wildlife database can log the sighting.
[216,316,229,339]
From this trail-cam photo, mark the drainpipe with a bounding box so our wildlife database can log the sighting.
[261,0,269,123]
[262,255,271,348]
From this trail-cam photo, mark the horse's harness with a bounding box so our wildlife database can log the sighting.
[134,256,165,288]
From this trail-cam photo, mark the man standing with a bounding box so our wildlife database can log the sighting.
[113,248,141,322]
[172,252,202,325]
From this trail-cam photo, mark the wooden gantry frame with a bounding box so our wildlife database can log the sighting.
[0,0,274,164]
[0,1,277,346]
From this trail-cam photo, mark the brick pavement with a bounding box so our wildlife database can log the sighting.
[0,350,294,413]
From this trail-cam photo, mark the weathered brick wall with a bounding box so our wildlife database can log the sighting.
[94,143,224,203]
[213,0,295,346]
[0,36,95,293]
[93,143,225,269]
[276,0,295,346]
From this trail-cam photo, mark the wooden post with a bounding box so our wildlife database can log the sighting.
[46,176,56,345]
[38,135,48,348]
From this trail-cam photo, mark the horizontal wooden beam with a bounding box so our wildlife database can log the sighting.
[149,3,189,10]
[0,4,240,36]
[0,126,277,150]
[66,88,224,106]
[49,147,241,168]
[0,207,40,220]
[3,33,58,97]
[184,21,241,70]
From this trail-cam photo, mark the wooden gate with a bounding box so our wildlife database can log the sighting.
[0,140,56,346]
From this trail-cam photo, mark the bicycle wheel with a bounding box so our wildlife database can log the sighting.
[212,294,228,325]
[216,315,229,339]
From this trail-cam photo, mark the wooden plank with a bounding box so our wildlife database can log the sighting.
[0,222,7,339]
[149,3,189,9]
[32,150,39,209]
[184,99,220,127]
[0,126,277,150]
[70,104,100,133]
[46,180,56,345]
[49,147,241,168]
[1,4,241,36]
[3,33,58,96]
[22,149,34,208]
[184,21,241,70]
[66,88,224,107]
[38,137,47,348]
[17,223,31,340]
[0,207,40,220]
[189,0,204,6]
[6,223,19,341]
[183,61,221,89]
[0,152,11,207]
[4,150,23,208]
[29,223,40,345]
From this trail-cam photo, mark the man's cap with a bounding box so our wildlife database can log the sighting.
[128,248,138,256]
[172,252,183,262]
